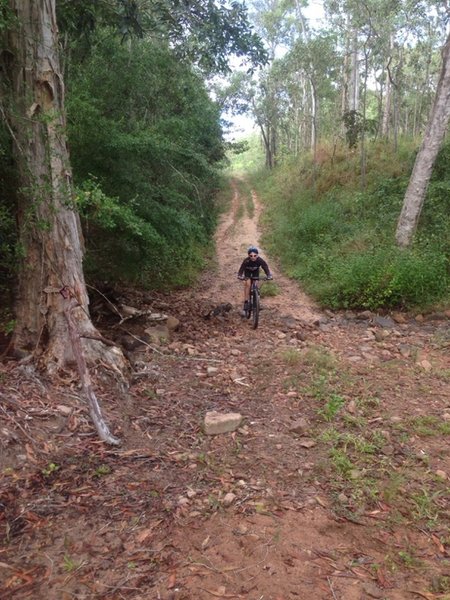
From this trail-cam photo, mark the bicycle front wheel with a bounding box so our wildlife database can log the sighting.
[252,288,259,329]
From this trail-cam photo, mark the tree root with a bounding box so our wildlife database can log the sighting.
[63,294,121,446]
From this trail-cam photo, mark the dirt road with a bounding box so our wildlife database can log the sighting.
[0,179,449,600]
[207,179,320,323]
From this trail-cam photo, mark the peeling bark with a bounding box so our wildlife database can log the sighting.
[3,1,126,373]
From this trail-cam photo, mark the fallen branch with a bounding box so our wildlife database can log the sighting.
[327,577,338,600]
[62,290,120,446]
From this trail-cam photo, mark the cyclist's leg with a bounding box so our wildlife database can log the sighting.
[244,278,251,302]
[241,278,251,316]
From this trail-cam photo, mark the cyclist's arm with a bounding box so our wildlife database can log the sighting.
[259,257,272,277]
[237,259,247,277]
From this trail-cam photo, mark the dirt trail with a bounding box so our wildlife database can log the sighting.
[209,179,320,324]
[0,180,449,600]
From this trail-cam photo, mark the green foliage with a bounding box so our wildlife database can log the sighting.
[342,110,378,149]
[67,34,225,287]
[57,0,267,74]
[318,394,346,422]
[256,140,450,310]
[226,134,264,174]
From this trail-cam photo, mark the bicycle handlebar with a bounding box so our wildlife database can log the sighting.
[238,276,272,281]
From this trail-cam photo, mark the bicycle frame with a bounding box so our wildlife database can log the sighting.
[244,276,267,329]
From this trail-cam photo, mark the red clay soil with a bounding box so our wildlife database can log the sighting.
[0,180,449,600]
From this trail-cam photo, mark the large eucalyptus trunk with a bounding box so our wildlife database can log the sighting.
[396,32,450,248]
[4,1,124,373]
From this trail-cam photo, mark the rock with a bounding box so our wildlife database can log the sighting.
[57,404,72,416]
[362,582,384,599]
[426,311,447,321]
[298,439,316,448]
[392,312,407,324]
[346,400,357,414]
[376,329,392,341]
[349,469,361,479]
[390,416,402,423]
[204,411,243,435]
[399,344,412,358]
[357,310,372,320]
[296,330,307,341]
[419,359,432,371]
[289,418,308,434]
[277,332,287,339]
[166,315,180,331]
[145,324,169,344]
[231,348,241,356]
[415,314,424,322]
[435,470,447,480]
[207,366,219,376]
[282,317,298,329]
[348,355,362,362]
[223,492,236,506]
[442,413,450,422]
[373,315,395,328]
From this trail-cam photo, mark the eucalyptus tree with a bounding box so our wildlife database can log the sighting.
[396,30,450,247]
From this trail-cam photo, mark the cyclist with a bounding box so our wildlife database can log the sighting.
[237,246,273,315]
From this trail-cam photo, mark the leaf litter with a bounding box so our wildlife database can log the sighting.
[0,181,449,599]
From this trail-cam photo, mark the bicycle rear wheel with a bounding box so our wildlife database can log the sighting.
[252,288,259,329]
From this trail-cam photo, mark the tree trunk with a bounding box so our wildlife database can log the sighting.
[4,0,125,373]
[381,54,393,137]
[349,29,359,112]
[396,32,450,248]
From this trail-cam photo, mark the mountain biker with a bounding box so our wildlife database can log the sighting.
[237,246,273,315]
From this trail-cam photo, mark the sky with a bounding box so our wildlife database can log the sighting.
[225,0,325,140]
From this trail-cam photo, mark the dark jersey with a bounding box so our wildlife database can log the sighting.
[238,256,271,278]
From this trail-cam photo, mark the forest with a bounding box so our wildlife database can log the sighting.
[0,2,450,598]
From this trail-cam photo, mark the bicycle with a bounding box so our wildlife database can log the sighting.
[243,276,269,329]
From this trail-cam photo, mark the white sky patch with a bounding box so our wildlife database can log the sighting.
[223,1,325,140]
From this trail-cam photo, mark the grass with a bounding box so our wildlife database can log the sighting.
[260,280,279,297]
[251,138,450,311]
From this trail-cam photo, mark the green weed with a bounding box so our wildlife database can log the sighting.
[304,345,336,372]
[330,448,354,477]
[94,464,111,477]
[431,575,450,594]
[407,415,450,437]
[42,462,59,477]
[279,348,302,366]
[318,394,345,422]
[260,281,279,297]
[410,487,442,523]
[63,554,80,573]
